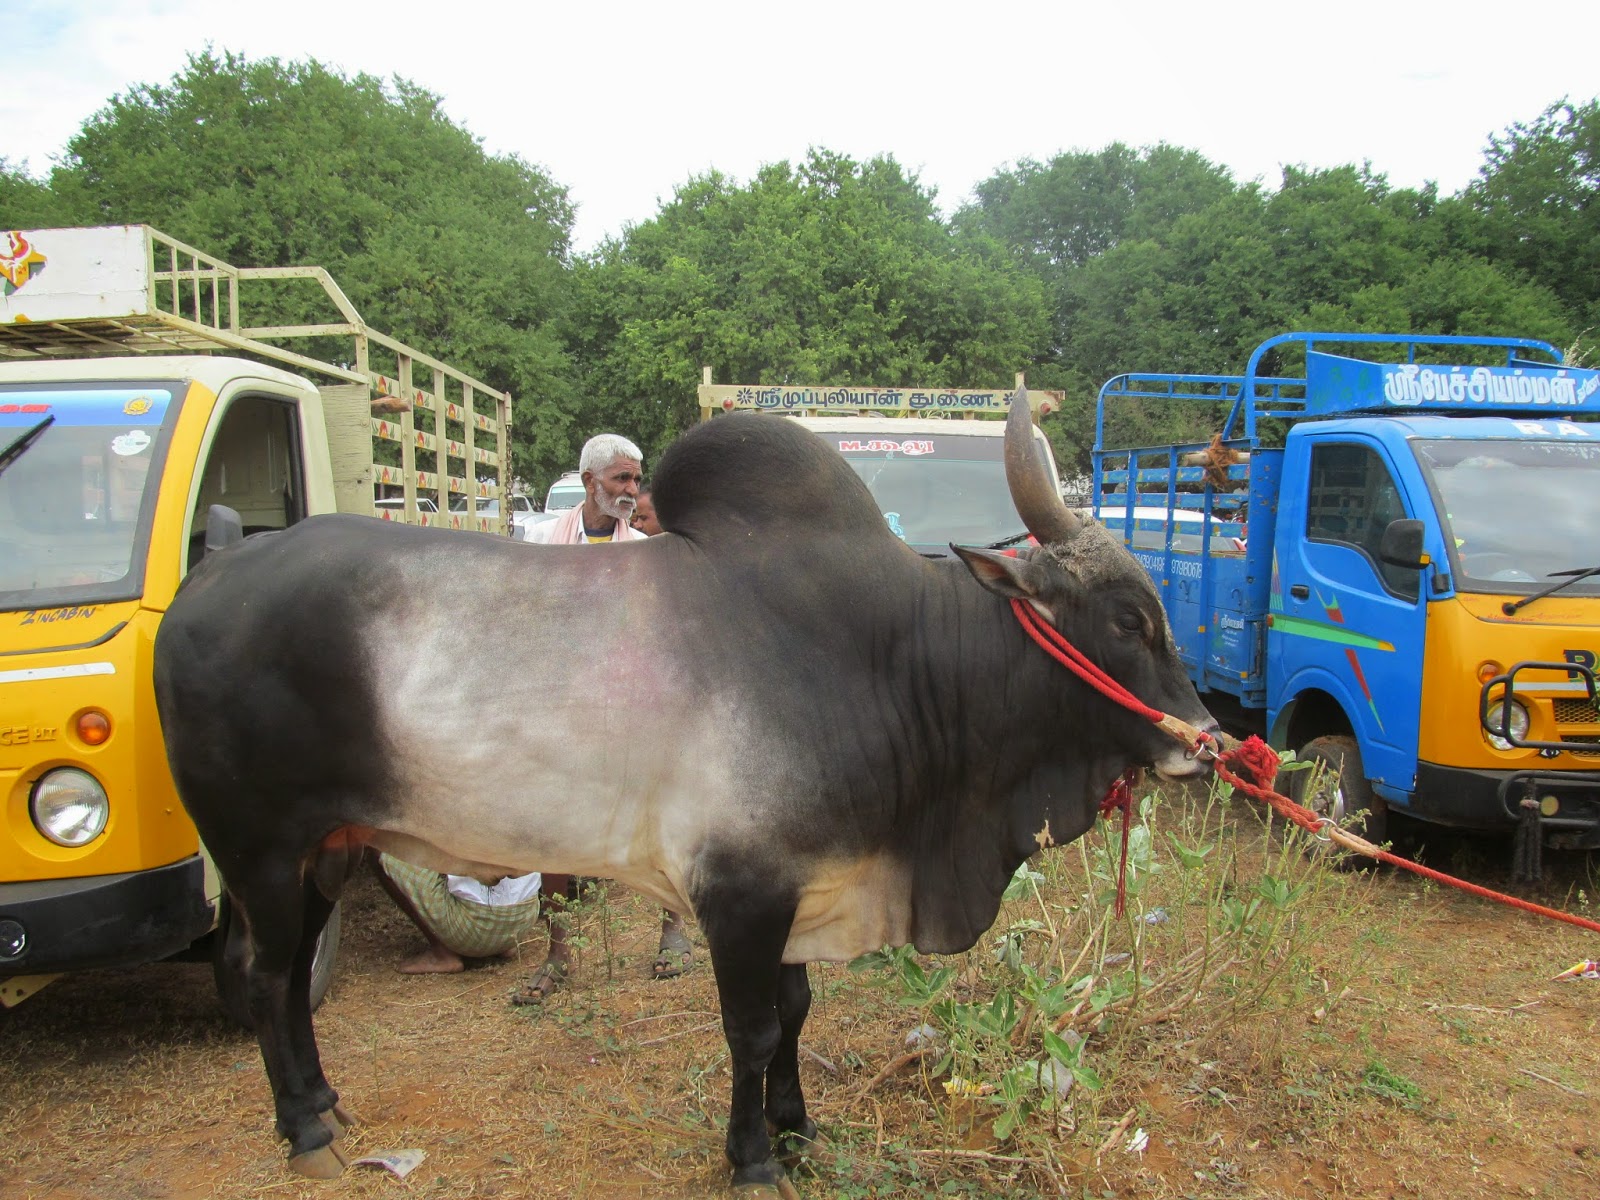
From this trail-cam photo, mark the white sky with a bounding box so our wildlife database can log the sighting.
[6,0,1599,253]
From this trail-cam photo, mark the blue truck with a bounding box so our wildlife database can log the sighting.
[1093,332,1600,869]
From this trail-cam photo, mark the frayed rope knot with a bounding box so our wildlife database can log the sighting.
[1214,733,1280,790]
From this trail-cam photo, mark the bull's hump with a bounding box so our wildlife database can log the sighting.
[651,413,898,549]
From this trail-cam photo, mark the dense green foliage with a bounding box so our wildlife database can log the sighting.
[571,151,1048,459]
[17,51,578,486]
[959,144,1577,469]
[3,52,1596,484]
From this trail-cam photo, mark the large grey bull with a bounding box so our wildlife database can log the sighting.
[153,392,1216,1194]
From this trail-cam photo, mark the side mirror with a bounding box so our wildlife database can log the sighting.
[205,504,245,553]
[1378,518,1429,570]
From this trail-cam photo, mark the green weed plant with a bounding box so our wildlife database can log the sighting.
[838,764,1366,1193]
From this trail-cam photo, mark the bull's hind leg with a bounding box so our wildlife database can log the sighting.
[766,962,818,1160]
[224,864,348,1179]
[292,838,364,1142]
[287,881,356,1144]
[699,880,801,1196]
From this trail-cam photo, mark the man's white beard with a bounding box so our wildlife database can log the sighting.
[596,490,635,522]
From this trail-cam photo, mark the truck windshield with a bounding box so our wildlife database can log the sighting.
[1413,437,1600,597]
[0,383,180,610]
[823,432,1037,551]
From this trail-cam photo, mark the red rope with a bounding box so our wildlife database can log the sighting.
[1098,770,1138,916]
[1010,599,1164,723]
[1213,735,1600,936]
[1008,598,1600,937]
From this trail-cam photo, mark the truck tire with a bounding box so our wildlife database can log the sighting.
[212,896,342,1029]
[1282,735,1387,865]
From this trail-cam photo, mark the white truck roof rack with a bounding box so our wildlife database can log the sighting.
[1,225,513,525]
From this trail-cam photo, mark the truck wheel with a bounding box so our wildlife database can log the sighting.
[1282,735,1387,865]
[212,896,343,1029]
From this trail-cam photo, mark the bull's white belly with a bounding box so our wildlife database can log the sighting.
[364,602,919,965]
[365,611,744,914]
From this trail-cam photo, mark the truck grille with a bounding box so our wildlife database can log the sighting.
[1554,698,1600,724]
[1552,698,1600,757]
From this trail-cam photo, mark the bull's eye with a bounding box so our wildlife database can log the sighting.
[1116,612,1144,635]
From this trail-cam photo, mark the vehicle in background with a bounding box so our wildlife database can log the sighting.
[0,224,513,1020]
[1094,503,1246,555]
[696,374,1064,558]
[544,471,584,512]
[793,416,1060,557]
[1094,331,1600,870]
[517,510,560,540]
[375,495,439,515]
[451,492,535,536]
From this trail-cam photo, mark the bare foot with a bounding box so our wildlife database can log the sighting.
[398,945,465,974]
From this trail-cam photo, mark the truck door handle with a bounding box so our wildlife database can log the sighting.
[1289,584,1310,600]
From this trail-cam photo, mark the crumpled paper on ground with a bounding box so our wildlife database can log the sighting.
[354,1149,427,1179]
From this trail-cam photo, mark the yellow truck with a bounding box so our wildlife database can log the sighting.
[0,225,512,1019]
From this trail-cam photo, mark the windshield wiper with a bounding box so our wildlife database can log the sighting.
[1502,565,1600,616]
[0,414,55,480]
[987,531,1034,549]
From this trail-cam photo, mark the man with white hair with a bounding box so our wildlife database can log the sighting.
[527,433,647,545]
[514,430,669,1004]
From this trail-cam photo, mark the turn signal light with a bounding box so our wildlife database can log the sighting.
[1476,660,1503,684]
[75,710,111,746]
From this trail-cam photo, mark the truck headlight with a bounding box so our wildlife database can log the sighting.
[30,768,110,846]
[1484,699,1531,751]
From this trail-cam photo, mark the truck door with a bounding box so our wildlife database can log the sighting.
[1271,435,1427,798]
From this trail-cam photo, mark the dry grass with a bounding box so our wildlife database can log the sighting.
[5,784,1600,1198]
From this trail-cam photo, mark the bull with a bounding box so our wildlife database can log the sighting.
[152,392,1217,1195]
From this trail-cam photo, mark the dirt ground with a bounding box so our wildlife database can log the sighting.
[4,810,1600,1200]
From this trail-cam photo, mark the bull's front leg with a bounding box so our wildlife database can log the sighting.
[766,962,817,1159]
[699,879,801,1197]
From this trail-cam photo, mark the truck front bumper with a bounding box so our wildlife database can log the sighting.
[1411,762,1600,848]
[0,855,213,976]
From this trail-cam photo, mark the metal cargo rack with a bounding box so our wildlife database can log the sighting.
[0,225,512,532]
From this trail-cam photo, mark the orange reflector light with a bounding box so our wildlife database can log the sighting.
[1477,660,1503,684]
[76,710,111,746]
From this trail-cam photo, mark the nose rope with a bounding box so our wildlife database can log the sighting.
[1010,598,1600,938]
[1010,598,1211,917]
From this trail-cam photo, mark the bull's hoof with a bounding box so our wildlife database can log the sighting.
[318,1103,359,1139]
[289,1142,349,1179]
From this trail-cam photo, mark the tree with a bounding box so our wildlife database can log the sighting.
[1468,98,1600,332]
[571,150,1051,461]
[966,148,1576,470]
[1,160,81,229]
[42,50,577,488]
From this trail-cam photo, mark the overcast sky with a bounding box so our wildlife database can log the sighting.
[7,0,1599,252]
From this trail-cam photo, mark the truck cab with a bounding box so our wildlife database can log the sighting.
[2,358,333,1002]
[0,225,513,1014]
[1094,333,1600,861]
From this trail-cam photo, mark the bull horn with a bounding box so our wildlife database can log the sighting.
[1005,387,1081,544]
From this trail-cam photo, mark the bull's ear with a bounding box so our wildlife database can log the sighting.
[952,545,1057,624]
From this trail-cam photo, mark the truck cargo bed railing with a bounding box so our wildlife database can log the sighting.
[0,225,513,531]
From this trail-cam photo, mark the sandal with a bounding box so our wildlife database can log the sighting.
[509,958,568,1006]
[652,925,694,980]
